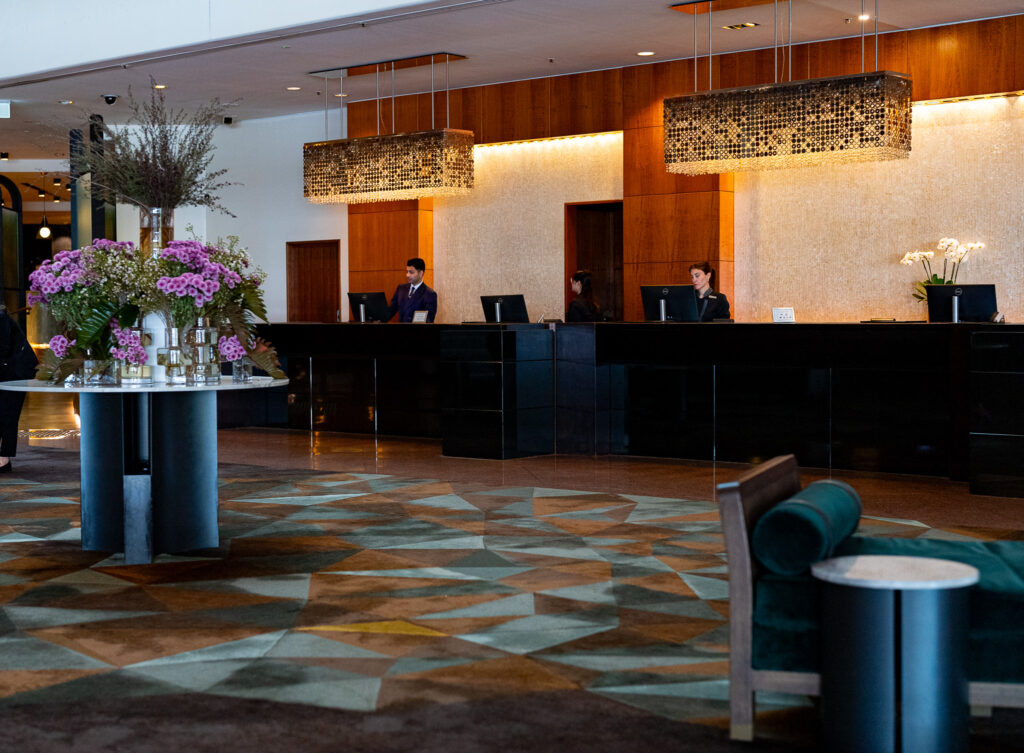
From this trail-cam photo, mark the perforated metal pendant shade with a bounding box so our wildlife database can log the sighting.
[664,71,912,175]
[303,128,474,204]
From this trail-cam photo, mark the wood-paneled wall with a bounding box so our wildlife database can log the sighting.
[345,16,1024,318]
[347,199,433,316]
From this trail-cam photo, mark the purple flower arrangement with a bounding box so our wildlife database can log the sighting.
[109,322,148,365]
[156,240,245,327]
[28,249,91,307]
[217,335,247,362]
[29,234,281,383]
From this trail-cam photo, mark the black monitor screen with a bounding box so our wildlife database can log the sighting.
[480,294,530,323]
[640,285,699,322]
[925,284,997,323]
[347,291,391,322]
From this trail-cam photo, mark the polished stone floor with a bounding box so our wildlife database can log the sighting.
[3,393,1022,749]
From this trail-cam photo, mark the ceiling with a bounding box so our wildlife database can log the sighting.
[2,0,1023,219]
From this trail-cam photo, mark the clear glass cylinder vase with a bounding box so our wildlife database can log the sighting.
[120,327,154,385]
[157,327,190,385]
[139,207,174,255]
[83,357,121,387]
[185,317,221,386]
[231,357,253,383]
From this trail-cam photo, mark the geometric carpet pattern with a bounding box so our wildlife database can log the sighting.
[0,466,999,725]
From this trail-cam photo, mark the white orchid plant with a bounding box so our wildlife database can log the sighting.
[900,237,984,301]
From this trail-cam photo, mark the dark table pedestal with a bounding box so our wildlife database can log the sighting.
[813,556,979,753]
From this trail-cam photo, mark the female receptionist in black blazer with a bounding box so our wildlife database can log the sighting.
[566,269,603,322]
[689,262,730,322]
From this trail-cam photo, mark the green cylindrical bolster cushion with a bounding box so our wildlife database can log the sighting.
[752,479,862,575]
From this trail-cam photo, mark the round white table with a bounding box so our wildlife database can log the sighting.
[812,555,980,753]
[0,377,288,564]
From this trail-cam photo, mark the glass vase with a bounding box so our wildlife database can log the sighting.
[120,327,154,385]
[139,207,174,255]
[83,358,121,387]
[157,327,190,385]
[231,357,253,384]
[185,317,221,386]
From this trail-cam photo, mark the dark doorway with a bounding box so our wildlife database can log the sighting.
[564,202,623,321]
[286,240,341,322]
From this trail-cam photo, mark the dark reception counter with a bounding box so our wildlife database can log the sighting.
[220,322,1024,495]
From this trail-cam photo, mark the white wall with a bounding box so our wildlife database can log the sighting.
[434,134,623,324]
[734,96,1024,322]
[202,110,347,322]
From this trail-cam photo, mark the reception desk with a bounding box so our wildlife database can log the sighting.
[226,322,1021,491]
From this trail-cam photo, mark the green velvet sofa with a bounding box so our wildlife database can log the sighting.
[717,454,1024,742]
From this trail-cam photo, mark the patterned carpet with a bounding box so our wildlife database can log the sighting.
[0,459,1021,751]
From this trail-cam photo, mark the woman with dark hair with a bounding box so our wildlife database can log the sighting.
[566,269,602,322]
[0,309,37,473]
[689,262,731,322]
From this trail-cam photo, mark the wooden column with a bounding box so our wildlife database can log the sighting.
[621,59,735,322]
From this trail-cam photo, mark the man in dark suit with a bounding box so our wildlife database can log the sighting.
[388,257,438,322]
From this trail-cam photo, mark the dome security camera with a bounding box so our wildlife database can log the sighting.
[103,94,118,105]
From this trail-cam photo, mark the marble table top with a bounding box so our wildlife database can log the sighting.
[811,555,980,590]
[0,376,289,394]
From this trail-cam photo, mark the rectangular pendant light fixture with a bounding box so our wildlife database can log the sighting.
[304,128,474,204]
[664,71,913,175]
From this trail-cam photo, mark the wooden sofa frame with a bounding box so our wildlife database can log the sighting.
[716,454,1024,742]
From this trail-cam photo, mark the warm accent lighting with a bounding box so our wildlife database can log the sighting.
[304,128,475,204]
[917,90,1024,105]
[153,84,166,90]
[664,71,912,175]
[722,22,759,30]
[38,213,51,239]
[0,152,8,161]
[637,51,656,56]
[286,86,302,91]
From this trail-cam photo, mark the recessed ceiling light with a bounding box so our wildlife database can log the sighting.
[286,86,302,91]
[0,152,8,160]
[637,51,655,57]
[858,14,870,21]
[58,99,73,105]
[333,93,349,98]
[153,84,166,90]
[723,22,759,30]
[53,178,61,185]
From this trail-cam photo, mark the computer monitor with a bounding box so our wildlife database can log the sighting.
[640,284,700,322]
[480,294,530,323]
[347,291,391,322]
[925,284,997,323]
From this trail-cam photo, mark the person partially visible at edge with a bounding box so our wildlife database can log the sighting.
[566,269,603,322]
[0,308,39,473]
[689,262,731,322]
[388,257,438,323]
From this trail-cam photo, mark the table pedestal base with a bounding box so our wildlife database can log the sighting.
[80,391,218,563]
[820,582,971,753]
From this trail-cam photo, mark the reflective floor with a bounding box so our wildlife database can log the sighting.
[1,392,1022,751]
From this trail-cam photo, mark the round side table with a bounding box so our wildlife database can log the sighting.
[812,555,979,753]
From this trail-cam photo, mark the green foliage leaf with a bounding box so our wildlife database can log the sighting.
[76,300,121,349]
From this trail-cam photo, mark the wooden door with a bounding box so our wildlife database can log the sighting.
[564,202,624,321]
[286,240,341,322]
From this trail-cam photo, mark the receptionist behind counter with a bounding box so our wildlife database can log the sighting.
[388,257,438,322]
[689,262,730,322]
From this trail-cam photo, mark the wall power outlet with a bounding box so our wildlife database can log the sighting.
[772,307,796,323]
